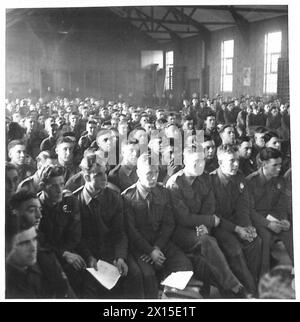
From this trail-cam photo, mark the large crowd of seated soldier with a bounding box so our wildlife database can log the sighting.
[5,93,293,299]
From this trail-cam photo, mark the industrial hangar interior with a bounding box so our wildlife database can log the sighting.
[5,5,294,301]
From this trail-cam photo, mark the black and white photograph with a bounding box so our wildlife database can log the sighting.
[3,0,299,303]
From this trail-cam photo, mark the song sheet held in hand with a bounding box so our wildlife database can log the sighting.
[87,260,121,290]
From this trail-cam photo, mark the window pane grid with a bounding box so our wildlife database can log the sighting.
[221,40,234,92]
[264,31,282,94]
[165,51,174,91]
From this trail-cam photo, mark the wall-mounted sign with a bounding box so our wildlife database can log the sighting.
[243,67,251,86]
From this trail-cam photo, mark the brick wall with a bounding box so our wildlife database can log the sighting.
[6,18,159,102]
[166,15,288,100]
[208,15,288,98]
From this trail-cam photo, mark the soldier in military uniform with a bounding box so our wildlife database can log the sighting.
[55,136,81,184]
[6,162,19,205]
[210,144,262,295]
[78,120,98,155]
[122,154,193,299]
[251,127,267,168]
[166,149,246,297]
[8,140,35,182]
[237,137,257,177]
[37,164,85,295]
[40,119,59,156]
[6,193,75,299]
[17,151,56,194]
[246,148,294,275]
[264,131,290,175]
[73,154,144,299]
[203,113,222,147]
[108,139,139,192]
[90,129,117,170]
[202,135,219,174]
[219,124,236,146]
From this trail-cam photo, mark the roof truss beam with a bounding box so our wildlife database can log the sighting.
[133,7,182,42]
[228,5,250,42]
[127,18,235,25]
[168,7,211,45]
[177,5,288,14]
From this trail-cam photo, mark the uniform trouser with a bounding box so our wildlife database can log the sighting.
[255,225,294,276]
[82,254,144,299]
[133,242,193,299]
[61,260,84,297]
[173,227,241,292]
[212,227,262,295]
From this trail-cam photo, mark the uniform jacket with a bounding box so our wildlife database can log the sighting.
[210,168,252,232]
[6,248,75,299]
[246,168,288,228]
[74,186,128,261]
[18,171,41,194]
[108,164,138,192]
[78,134,95,153]
[166,170,216,229]
[38,190,81,258]
[238,158,257,177]
[122,182,175,256]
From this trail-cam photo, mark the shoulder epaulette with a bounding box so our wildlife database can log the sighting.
[71,186,84,195]
[121,183,137,196]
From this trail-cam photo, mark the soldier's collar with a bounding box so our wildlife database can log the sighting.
[82,187,93,205]
[6,260,41,276]
[217,167,233,185]
[39,191,61,207]
[120,164,136,177]
[259,167,276,184]
[58,160,74,169]
[83,186,103,205]
[136,181,157,200]
[182,171,197,186]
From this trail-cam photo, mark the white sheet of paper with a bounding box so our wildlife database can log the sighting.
[161,271,194,290]
[266,214,280,222]
[86,260,121,290]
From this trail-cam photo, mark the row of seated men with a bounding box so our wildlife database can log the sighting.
[6,94,290,142]
[5,137,293,299]
[5,94,292,299]
[6,94,290,166]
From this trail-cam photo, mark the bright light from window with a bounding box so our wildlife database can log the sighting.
[165,51,174,91]
[166,51,174,66]
[264,31,282,94]
[141,50,163,69]
[221,40,234,92]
